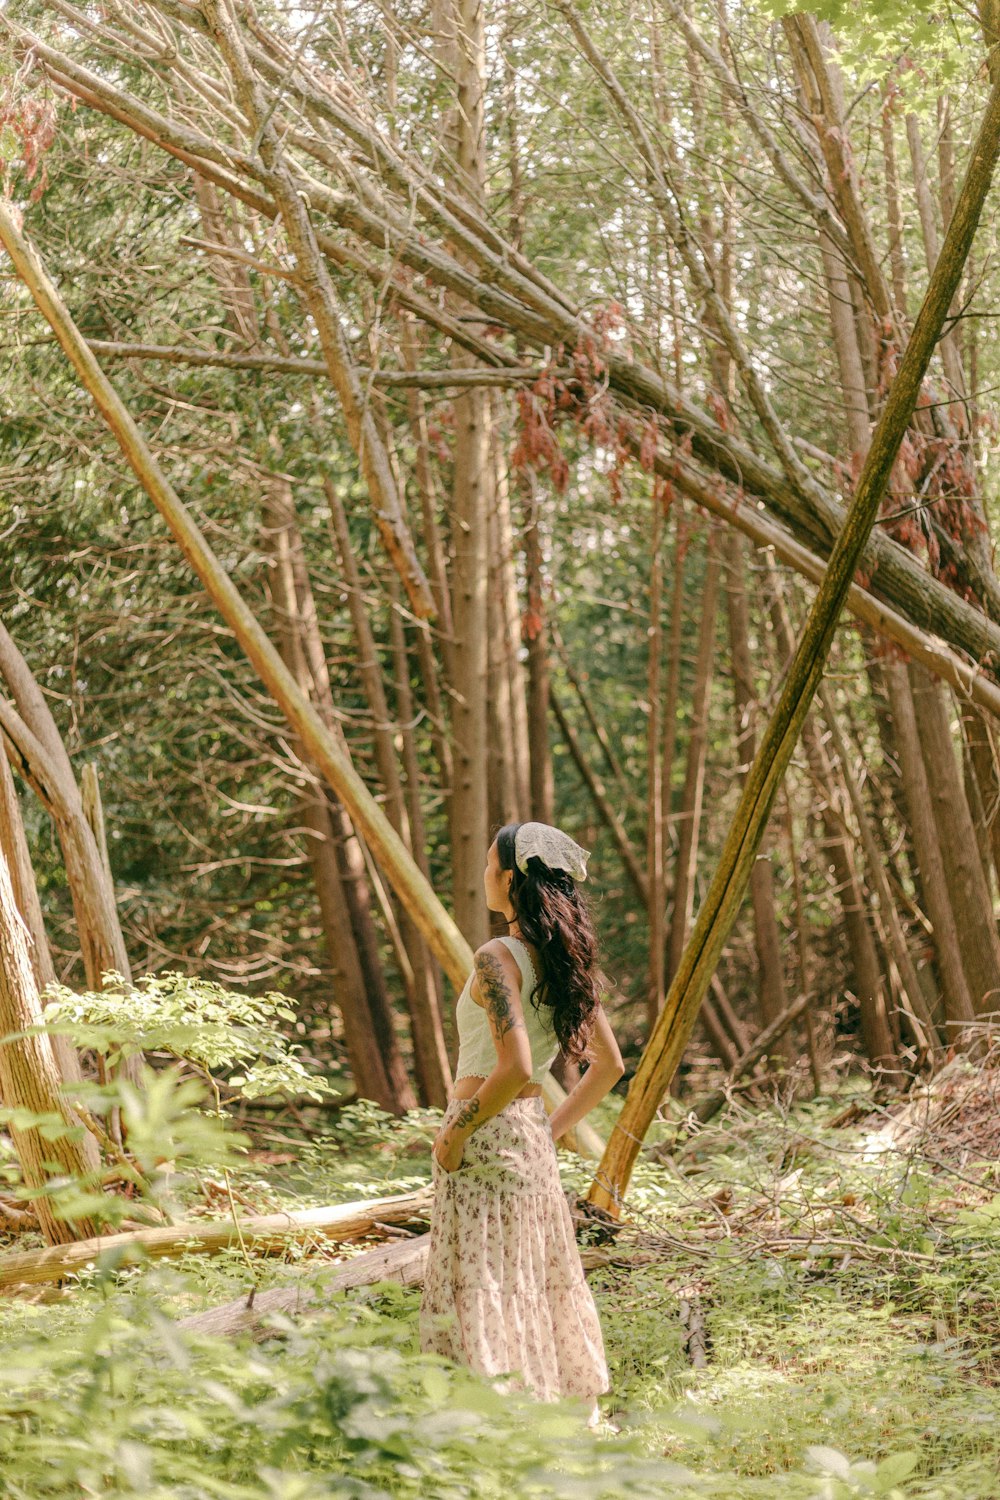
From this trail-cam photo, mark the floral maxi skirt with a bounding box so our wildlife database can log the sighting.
[418,1094,610,1404]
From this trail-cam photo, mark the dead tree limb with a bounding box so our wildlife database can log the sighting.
[177,1227,616,1339]
[0,1189,434,1291]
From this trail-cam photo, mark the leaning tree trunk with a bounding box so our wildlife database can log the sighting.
[0,199,474,998]
[0,623,134,1003]
[0,733,91,1097]
[0,841,100,1245]
[588,62,1000,1211]
[0,622,143,1107]
[0,153,607,1157]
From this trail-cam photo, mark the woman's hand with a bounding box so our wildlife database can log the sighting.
[432,1127,466,1174]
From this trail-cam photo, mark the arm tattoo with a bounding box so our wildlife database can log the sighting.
[453,1095,481,1132]
[474,950,524,1042]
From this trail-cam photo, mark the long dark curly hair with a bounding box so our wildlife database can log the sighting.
[494,821,606,1067]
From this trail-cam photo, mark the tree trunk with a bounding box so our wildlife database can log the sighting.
[724,531,788,1043]
[322,473,450,1105]
[0,624,134,998]
[646,492,667,1024]
[490,391,532,817]
[882,659,977,1036]
[0,736,90,1096]
[261,484,415,1110]
[523,472,555,823]
[440,0,491,946]
[666,526,721,984]
[908,663,1000,1018]
[0,841,100,1244]
[818,681,942,1059]
[960,702,1000,895]
[487,472,517,833]
[768,572,900,1076]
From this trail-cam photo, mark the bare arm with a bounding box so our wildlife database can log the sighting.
[445,942,533,1147]
[546,1001,625,1144]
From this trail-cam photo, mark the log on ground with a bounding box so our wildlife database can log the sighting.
[179,1228,618,1340]
[0,1188,433,1292]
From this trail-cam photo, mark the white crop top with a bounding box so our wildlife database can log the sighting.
[453,935,559,1084]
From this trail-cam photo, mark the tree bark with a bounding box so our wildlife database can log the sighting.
[523,472,555,823]
[882,660,977,1035]
[724,532,788,1043]
[666,527,721,984]
[908,664,1000,1018]
[0,841,99,1244]
[646,492,667,1024]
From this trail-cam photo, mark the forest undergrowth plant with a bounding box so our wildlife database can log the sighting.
[595,1081,1000,1494]
[0,1082,998,1495]
[0,971,340,1240]
[38,970,340,1105]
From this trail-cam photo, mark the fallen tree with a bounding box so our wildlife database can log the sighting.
[178,1229,619,1340]
[0,1188,434,1291]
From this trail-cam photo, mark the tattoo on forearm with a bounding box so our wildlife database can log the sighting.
[474,950,524,1041]
[453,1096,481,1132]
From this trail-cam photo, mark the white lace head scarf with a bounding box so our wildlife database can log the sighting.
[514,821,591,882]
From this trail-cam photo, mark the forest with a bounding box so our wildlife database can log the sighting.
[3,0,1000,1493]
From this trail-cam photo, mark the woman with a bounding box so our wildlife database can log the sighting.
[418,820,625,1428]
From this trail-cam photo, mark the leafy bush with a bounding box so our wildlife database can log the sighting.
[0,970,340,1233]
[38,969,340,1103]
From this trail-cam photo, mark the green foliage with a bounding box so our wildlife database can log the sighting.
[2,1085,1000,1495]
[747,0,969,93]
[0,1060,252,1232]
[35,970,340,1103]
[0,972,342,1231]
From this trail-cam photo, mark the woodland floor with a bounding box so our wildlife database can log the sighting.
[2,1063,1000,1499]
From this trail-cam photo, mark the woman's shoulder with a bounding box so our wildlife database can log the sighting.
[469,937,524,1000]
[497,933,543,996]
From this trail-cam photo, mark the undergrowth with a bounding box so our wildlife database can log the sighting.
[2,1079,1000,1498]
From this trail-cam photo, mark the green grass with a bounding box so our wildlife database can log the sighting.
[2,1083,1000,1498]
